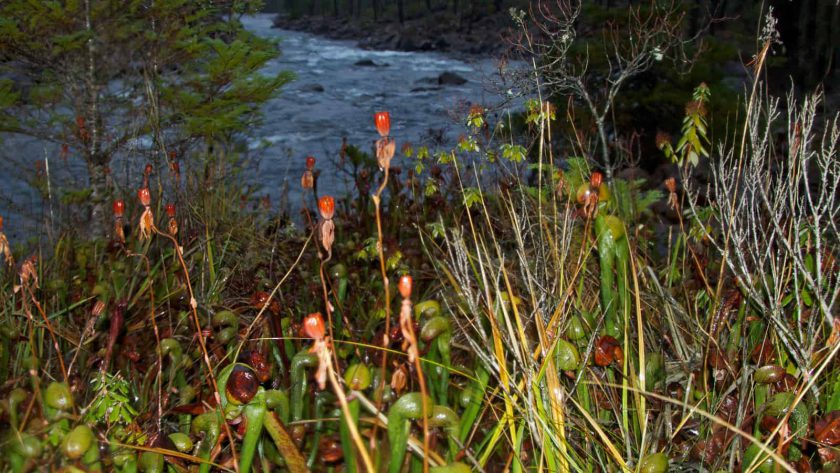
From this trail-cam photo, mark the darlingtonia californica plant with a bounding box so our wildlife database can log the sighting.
[137,187,154,240]
[576,171,609,219]
[303,312,330,390]
[112,200,125,244]
[374,111,395,170]
[664,177,679,210]
[301,155,315,190]
[318,196,335,259]
[165,203,178,236]
[397,275,419,363]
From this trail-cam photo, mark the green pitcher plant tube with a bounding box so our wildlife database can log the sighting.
[265,389,291,424]
[45,382,74,412]
[387,392,433,473]
[190,411,220,473]
[306,391,335,469]
[217,360,309,473]
[7,432,42,473]
[594,214,630,340]
[167,432,193,452]
[213,310,239,345]
[341,363,371,473]
[330,263,349,303]
[428,405,460,460]
[7,388,27,430]
[138,451,163,473]
[218,363,263,473]
[420,313,452,405]
[239,389,267,473]
[61,424,101,471]
[290,351,319,434]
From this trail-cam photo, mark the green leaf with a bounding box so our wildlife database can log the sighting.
[463,187,482,209]
[424,180,439,197]
[426,222,446,239]
[500,143,527,163]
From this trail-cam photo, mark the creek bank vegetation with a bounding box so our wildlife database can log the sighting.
[2,1,840,473]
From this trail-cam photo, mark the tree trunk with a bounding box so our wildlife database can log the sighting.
[373,0,380,21]
[84,0,108,238]
[397,0,405,23]
[86,159,110,239]
[426,0,433,12]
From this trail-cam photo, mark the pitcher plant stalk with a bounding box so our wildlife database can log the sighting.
[398,274,431,473]
[370,110,396,457]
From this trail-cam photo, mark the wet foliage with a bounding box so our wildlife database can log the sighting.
[1,8,840,473]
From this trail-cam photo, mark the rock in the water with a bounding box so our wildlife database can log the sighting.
[438,71,467,86]
[354,59,387,67]
[302,83,325,93]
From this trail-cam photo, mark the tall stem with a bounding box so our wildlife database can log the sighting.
[371,166,391,451]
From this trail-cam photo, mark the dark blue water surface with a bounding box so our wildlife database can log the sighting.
[0,14,523,240]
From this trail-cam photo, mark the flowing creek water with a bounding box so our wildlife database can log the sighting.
[240,14,519,206]
[0,14,522,240]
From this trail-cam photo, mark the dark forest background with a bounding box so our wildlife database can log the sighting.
[267,0,838,92]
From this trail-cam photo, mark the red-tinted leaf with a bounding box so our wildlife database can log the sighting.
[594,336,623,366]
[815,411,840,446]
[751,339,776,365]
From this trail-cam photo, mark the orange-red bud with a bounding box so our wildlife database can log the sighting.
[318,196,335,220]
[137,188,151,207]
[374,111,391,137]
[113,200,125,218]
[306,156,316,170]
[165,203,176,218]
[398,275,413,299]
[303,312,326,339]
[664,177,677,193]
[590,171,603,189]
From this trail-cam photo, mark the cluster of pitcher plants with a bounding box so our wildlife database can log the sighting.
[2,69,840,473]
